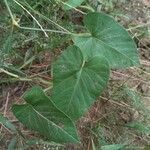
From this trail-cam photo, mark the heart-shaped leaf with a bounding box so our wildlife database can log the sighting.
[52,45,110,120]
[63,0,85,10]
[73,12,140,68]
[12,87,79,143]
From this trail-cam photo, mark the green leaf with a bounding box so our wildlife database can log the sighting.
[2,33,13,54]
[101,144,125,150]
[73,12,140,68]
[144,145,150,150]
[126,122,150,135]
[63,0,85,10]
[0,113,17,132]
[12,87,79,143]
[52,45,110,120]
[8,137,17,150]
[124,87,145,111]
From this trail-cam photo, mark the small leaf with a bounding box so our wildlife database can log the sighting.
[52,45,110,120]
[73,12,140,68]
[12,87,79,143]
[101,144,125,150]
[0,113,17,132]
[63,0,85,10]
[8,137,17,150]
[124,87,144,109]
[126,122,150,135]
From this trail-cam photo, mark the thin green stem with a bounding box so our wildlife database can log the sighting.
[0,68,19,78]
[79,5,95,12]
[44,86,53,92]
[3,0,90,36]
[20,0,72,34]
[3,0,14,21]
[19,27,91,36]
[72,33,91,37]
[0,68,52,85]
[3,0,18,26]
[18,26,73,35]
[0,68,33,83]
[12,0,48,37]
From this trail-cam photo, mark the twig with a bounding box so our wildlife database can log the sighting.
[132,67,150,76]
[0,92,13,134]
[127,22,150,31]
[141,60,150,67]
[3,92,10,117]
[100,96,135,111]
[112,71,150,86]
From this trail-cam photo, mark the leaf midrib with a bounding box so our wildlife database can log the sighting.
[20,104,78,142]
[66,60,85,112]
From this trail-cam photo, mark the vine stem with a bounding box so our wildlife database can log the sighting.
[3,0,22,27]
[3,0,90,36]
[0,68,53,86]
[23,1,72,34]
[18,26,90,36]
[4,0,15,22]
[12,0,48,37]
[0,68,19,78]
[79,5,95,12]
[18,26,73,35]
